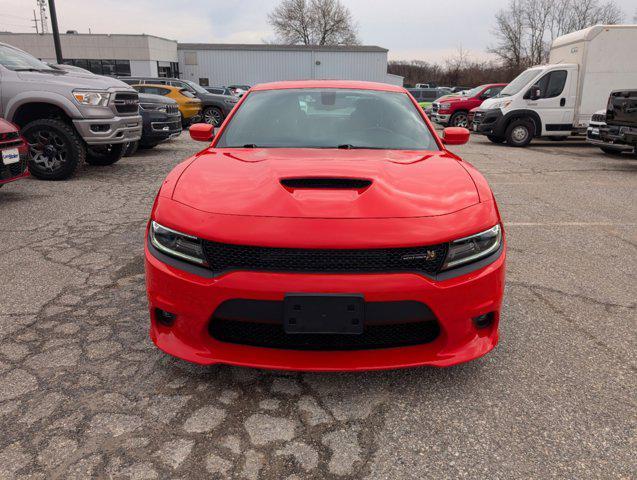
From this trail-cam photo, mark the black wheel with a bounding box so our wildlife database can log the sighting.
[23,118,85,180]
[449,111,469,128]
[123,141,139,157]
[600,146,625,156]
[487,135,506,144]
[203,107,223,126]
[505,119,534,147]
[85,144,125,166]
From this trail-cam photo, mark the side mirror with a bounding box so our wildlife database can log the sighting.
[526,85,541,101]
[189,123,214,142]
[442,127,470,146]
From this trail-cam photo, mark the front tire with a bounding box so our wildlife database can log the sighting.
[85,144,125,166]
[449,111,468,128]
[505,119,534,147]
[203,107,224,127]
[23,118,85,180]
[123,141,139,157]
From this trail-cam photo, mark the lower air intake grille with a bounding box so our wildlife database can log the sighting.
[201,242,448,275]
[209,299,440,350]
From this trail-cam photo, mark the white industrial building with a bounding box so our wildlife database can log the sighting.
[178,43,403,87]
[0,32,179,77]
[0,33,402,87]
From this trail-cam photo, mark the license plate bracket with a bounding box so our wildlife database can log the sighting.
[1,148,20,165]
[284,294,364,335]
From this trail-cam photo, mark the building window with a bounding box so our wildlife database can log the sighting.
[64,59,130,76]
[184,52,197,65]
[199,78,209,86]
[157,61,179,78]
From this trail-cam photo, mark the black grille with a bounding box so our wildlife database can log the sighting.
[201,241,448,275]
[166,104,179,115]
[209,299,440,350]
[113,92,139,114]
[432,103,439,113]
[0,154,27,180]
[591,114,606,123]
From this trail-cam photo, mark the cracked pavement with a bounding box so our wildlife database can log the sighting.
[0,134,635,479]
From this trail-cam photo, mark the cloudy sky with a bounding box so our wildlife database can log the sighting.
[2,0,636,63]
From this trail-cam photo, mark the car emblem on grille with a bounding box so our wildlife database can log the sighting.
[402,250,437,261]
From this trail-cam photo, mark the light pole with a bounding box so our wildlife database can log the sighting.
[48,0,63,64]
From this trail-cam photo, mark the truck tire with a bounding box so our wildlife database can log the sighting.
[85,144,125,166]
[203,107,223,126]
[449,111,469,128]
[505,119,534,147]
[123,141,139,157]
[487,135,506,144]
[23,118,85,180]
[600,146,625,156]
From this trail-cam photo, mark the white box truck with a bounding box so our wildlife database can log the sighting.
[470,25,637,147]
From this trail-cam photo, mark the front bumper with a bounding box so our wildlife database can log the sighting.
[73,114,142,145]
[471,108,504,136]
[142,112,182,143]
[599,124,637,149]
[145,238,506,371]
[432,113,451,125]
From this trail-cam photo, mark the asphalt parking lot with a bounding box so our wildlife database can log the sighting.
[0,133,635,479]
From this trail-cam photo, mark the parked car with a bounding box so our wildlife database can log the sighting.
[586,109,631,155]
[407,88,449,109]
[472,24,637,147]
[120,77,238,126]
[0,118,29,187]
[205,86,235,96]
[130,84,202,127]
[228,84,251,97]
[0,42,141,179]
[145,80,505,370]
[598,90,637,155]
[124,93,182,156]
[431,84,506,128]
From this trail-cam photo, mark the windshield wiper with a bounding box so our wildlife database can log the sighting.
[337,144,386,150]
[242,144,258,148]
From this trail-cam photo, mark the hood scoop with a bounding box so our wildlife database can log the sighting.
[281,177,372,191]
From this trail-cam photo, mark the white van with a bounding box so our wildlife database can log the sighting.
[471,25,637,147]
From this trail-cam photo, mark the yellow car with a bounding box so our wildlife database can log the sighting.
[132,84,202,124]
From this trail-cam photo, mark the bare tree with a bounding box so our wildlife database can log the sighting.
[268,0,359,45]
[490,0,624,68]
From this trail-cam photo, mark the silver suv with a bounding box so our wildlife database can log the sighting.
[0,42,142,180]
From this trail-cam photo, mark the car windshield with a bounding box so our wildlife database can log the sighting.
[500,69,542,96]
[463,85,485,97]
[0,44,55,71]
[216,88,439,150]
[184,80,210,95]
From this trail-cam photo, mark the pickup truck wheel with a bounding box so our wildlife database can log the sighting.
[23,118,85,180]
[505,119,534,147]
[85,144,125,166]
[203,107,223,126]
[487,135,506,144]
[123,141,139,157]
[449,111,468,128]
[600,146,625,156]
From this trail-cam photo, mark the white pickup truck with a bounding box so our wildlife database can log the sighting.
[470,24,637,147]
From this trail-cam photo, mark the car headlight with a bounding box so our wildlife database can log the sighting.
[490,100,512,110]
[442,225,502,270]
[149,221,208,266]
[73,90,110,107]
[439,103,452,109]
[140,103,167,112]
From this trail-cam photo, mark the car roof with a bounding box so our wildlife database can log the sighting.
[133,83,180,91]
[251,80,406,93]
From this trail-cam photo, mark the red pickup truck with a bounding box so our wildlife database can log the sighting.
[431,84,507,128]
[0,118,29,188]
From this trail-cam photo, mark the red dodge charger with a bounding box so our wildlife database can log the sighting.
[145,80,506,371]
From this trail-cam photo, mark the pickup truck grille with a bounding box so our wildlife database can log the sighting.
[591,114,606,123]
[113,92,139,115]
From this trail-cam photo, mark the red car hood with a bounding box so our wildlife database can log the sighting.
[172,148,479,219]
